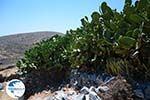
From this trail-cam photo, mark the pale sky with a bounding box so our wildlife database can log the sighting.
[0,0,136,36]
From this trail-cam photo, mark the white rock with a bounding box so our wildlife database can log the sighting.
[85,94,90,100]
[67,90,77,96]
[80,86,89,94]
[103,77,115,85]
[97,86,109,92]
[54,90,67,100]
[72,94,85,100]
[85,91,102,100]
[89,86,96,92]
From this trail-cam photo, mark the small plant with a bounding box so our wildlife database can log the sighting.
[106,58,129,76]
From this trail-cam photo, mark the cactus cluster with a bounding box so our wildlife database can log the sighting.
[17,0,150,80]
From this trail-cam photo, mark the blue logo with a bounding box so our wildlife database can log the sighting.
[6,79,25,98]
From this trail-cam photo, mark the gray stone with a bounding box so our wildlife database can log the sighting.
[87,74,96,82]
[145,86,150,99]
[96,75,104,85]
[70,71,98,88]
[134,89,144,98]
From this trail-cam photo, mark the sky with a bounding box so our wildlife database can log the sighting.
[0,0,135,36]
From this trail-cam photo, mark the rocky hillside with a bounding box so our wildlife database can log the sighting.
[0,31,63,70]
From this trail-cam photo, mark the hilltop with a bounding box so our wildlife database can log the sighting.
[0,31,63,70]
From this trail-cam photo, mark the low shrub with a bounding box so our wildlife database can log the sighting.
[17,35,71,73]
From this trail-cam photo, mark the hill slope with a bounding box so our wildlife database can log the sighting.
[0,31,63,70]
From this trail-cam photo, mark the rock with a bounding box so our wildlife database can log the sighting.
[97,86,109,92]
[89,86,96,92]
[79,73,96,87]
[80,86,102,100]
[134,89,144,98]
[96,74,114,85]
[85,94,90,100]
[67,90,76,96]
[54,90,67,100]
[133,82,150,99]
[80,86,89,94]
[103,77,115,85]
[70,70,116,89]
[96,75,103,85]
[85,91,101,100]
[72,94,85,100]
[144,86,150,99]
[70,70,98,88]
[87,74,96,82]
[73,81,78,86]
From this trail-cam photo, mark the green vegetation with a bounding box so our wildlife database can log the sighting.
[17,0,150,81]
